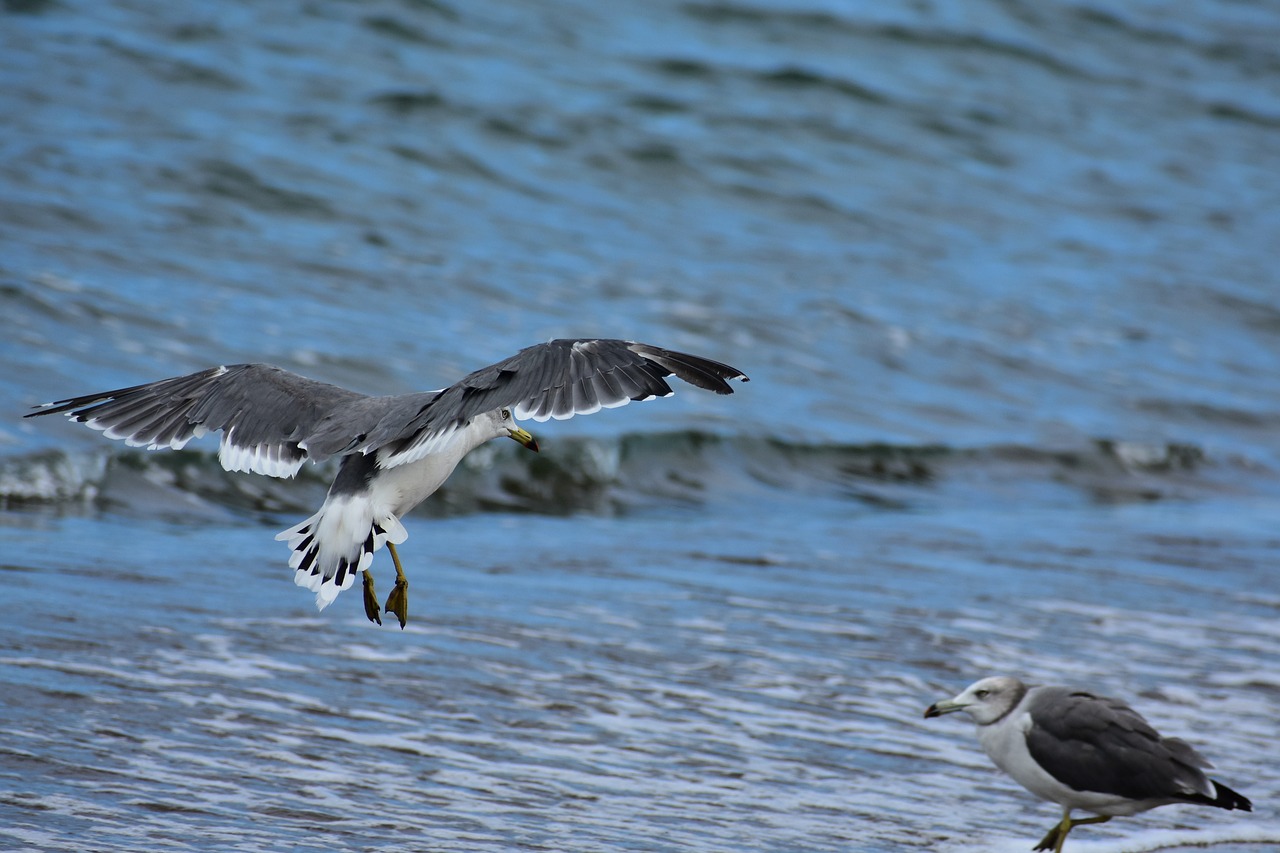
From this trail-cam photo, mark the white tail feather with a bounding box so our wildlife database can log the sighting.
[276,496,408,611]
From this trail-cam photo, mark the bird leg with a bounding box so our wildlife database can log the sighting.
[1034,814,1111,852]
[361,569,382,625]
[383,541,410,629]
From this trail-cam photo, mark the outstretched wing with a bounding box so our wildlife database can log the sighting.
[26,364,370,478]
[371,339,749,467]
[1023,687,1214,803]
[27,340,748,476]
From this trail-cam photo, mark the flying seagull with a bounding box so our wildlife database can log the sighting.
[925,676,1252,852]
[26,338,748,627]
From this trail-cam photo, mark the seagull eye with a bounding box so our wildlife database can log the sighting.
[974,690,989,699]
[501,409,510,420]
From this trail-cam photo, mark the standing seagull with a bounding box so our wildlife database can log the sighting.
[925,676,1252,852]
[26,338,748,627]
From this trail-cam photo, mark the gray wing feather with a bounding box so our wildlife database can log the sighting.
[1024,687,1214,803]
[26,364,370,477]
[375,339,747,467]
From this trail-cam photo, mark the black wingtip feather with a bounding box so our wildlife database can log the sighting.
[1208,780,1252,812]
[627,343,749,395]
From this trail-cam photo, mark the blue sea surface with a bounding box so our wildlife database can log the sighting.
[2,1,1279,850]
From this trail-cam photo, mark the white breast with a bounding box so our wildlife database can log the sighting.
[369,415,501,516]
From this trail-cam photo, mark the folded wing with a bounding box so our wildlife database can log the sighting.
[1024,688,1215,803]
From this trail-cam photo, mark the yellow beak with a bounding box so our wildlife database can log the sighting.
[508,426,539,452]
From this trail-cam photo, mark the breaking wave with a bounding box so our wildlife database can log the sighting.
[0,430,1256,518]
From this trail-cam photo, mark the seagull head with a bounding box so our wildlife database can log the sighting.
[492,408,538,452]
[925,676,1026,725]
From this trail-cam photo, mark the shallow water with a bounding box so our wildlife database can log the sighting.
[3,0,1279,850]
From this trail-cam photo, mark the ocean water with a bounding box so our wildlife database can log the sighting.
[2,0,1279,851]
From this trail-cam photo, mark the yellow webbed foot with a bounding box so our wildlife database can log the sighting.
[362,570,382,626]
[1033,814,1110,852]
[1033,822,1064,852]
[384,578,408,629]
